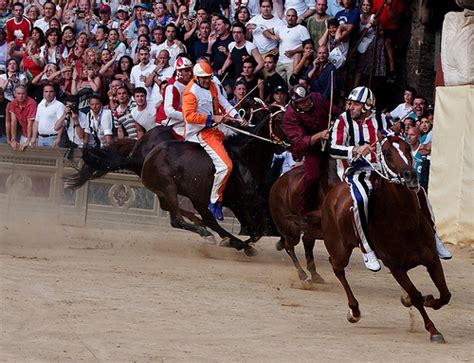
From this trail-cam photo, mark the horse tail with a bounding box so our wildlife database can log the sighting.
[65,142,140,190]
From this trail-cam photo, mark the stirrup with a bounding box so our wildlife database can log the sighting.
[362,251,381,272]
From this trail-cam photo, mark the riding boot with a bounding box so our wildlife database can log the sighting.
[435,233,452,260]
[209,201,224,221]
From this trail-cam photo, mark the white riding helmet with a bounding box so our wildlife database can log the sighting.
[193,62,213,77]
[348,86,375,112]
[174,56,193,71]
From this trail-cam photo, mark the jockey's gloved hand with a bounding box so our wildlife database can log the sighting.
[213,115,225,124]
[353,144,373,158]
[236,114,249,128]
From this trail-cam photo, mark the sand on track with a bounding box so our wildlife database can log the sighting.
[1,221,473,362]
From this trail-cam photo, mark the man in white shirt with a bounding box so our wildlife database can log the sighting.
[153,23,186,65]
[131,87,156,138]
[82,95,114,148]
[54,95,87,148]
[33,0,56,33]
[31,84,65,147]
[130,46,156,98]
[284,0,316,23]
[263,8,311,84]
[247,0,285,57]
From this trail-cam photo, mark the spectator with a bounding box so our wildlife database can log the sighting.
[33,1,56,33]
[319,17,348,69]
[32,83,65,147]
[230,80,247,106]
[54,95,86,148]
[372,0,402,82]
[219,22,264,80]
[388,86,416,120]
[154,23,186,65]
[306,0,331,47]
[234,6,250,26]
[0,0,12,29]
[353,0,386,87]
[186,20,211,62]
[0,28,7,70]
[0,87,9,143]
[406,126,423,182]
[307,45,338,99]
[7,85,37,150]
[247,0,285,58]
[131,87,157,138]
[411,95,427,123]
[284,0,316,23]
[114,55,134,93]
[74,0,96,35]
[236,59,264,100]
[209,16,233,93]
[82,94,114,148]
[263,54,286,102]
[263,9,310,84]
[107,28,127,59]
[6,2,30,48]
[327,0,344,17]
[271,85,289,107]
[94,4,119,31]
[147,50,174,94]
[153,2,174,28]
[113,86,138,140]
[0,58,28,101]
[130,46,156,97]
[40,28,66,65]
[292,39,316,85]
[127,4,154,43]
[71,64,101,114]
[334,0,360,46]
[194,0,230,19]
[93,25,109,53]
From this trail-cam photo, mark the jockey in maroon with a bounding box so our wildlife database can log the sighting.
[283,86,332,215]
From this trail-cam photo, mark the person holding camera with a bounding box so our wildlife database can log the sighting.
[82,95,114,148]
[54,95,87,149]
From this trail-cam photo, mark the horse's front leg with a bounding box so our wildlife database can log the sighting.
[285,245,311,286]
[423,258,451,310]
[390,268,446,343]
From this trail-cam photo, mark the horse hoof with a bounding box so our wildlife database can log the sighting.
[202,235,217,245]
[430,334,446,344]
[312,273,325,284]
[301,278,313,289]
[219,237,231,247]
[244,245,258,257]
[275,240,284,251]
[423,294,435,307]
[347,310,361,323]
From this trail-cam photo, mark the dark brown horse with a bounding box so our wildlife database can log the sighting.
[139,101,286,256]
[322,132,451,343]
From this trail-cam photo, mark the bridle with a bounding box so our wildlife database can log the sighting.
[360,137,412,185]
[268,104,290,148]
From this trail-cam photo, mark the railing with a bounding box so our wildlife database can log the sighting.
[0,145,170,229]
[0,145,239,233]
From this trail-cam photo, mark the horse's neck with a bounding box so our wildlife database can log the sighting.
[372,180,420,225]
[235,138,275,174]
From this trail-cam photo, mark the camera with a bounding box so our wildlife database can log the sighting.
[69,103,79,114]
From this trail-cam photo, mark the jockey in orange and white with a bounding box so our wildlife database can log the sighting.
[156,56,194,139]
[182,62,244,220]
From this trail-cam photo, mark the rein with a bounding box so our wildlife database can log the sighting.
[360,138,406,184]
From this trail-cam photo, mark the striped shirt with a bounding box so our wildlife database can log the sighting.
[113,100,138,140]
[329,110,389,180]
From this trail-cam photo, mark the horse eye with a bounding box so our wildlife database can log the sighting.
[383,150,391,158]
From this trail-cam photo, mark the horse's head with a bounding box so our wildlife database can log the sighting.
[376,130,419,190]
[235,98,289,151]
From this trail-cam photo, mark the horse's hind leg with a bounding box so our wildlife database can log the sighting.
[390,268,446,343]
[285,244,311,285]
[423,258,451,310]
[302,235,324,284]
[159,196,205,227]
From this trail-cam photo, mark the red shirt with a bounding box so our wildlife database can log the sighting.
[8,96,37,136]
[23,51,43,78]
[373,0,402,31]
[6,17,31,47]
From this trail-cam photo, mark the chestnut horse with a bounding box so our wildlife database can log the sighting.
[322,131,451,343]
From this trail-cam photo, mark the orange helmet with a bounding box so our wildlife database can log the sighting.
[193,62,213,77]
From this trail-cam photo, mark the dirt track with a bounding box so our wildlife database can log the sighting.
[1,222,473,362]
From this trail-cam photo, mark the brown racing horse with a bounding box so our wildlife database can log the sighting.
[268,107,341,285]
[322,131,451,343]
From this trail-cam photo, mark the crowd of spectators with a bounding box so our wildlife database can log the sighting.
[0,0,434,186]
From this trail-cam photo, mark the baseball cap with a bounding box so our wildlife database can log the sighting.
[273,85,288,94]
[99,4,111,12]
[117,5,129,13]
[134,3,148,10]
